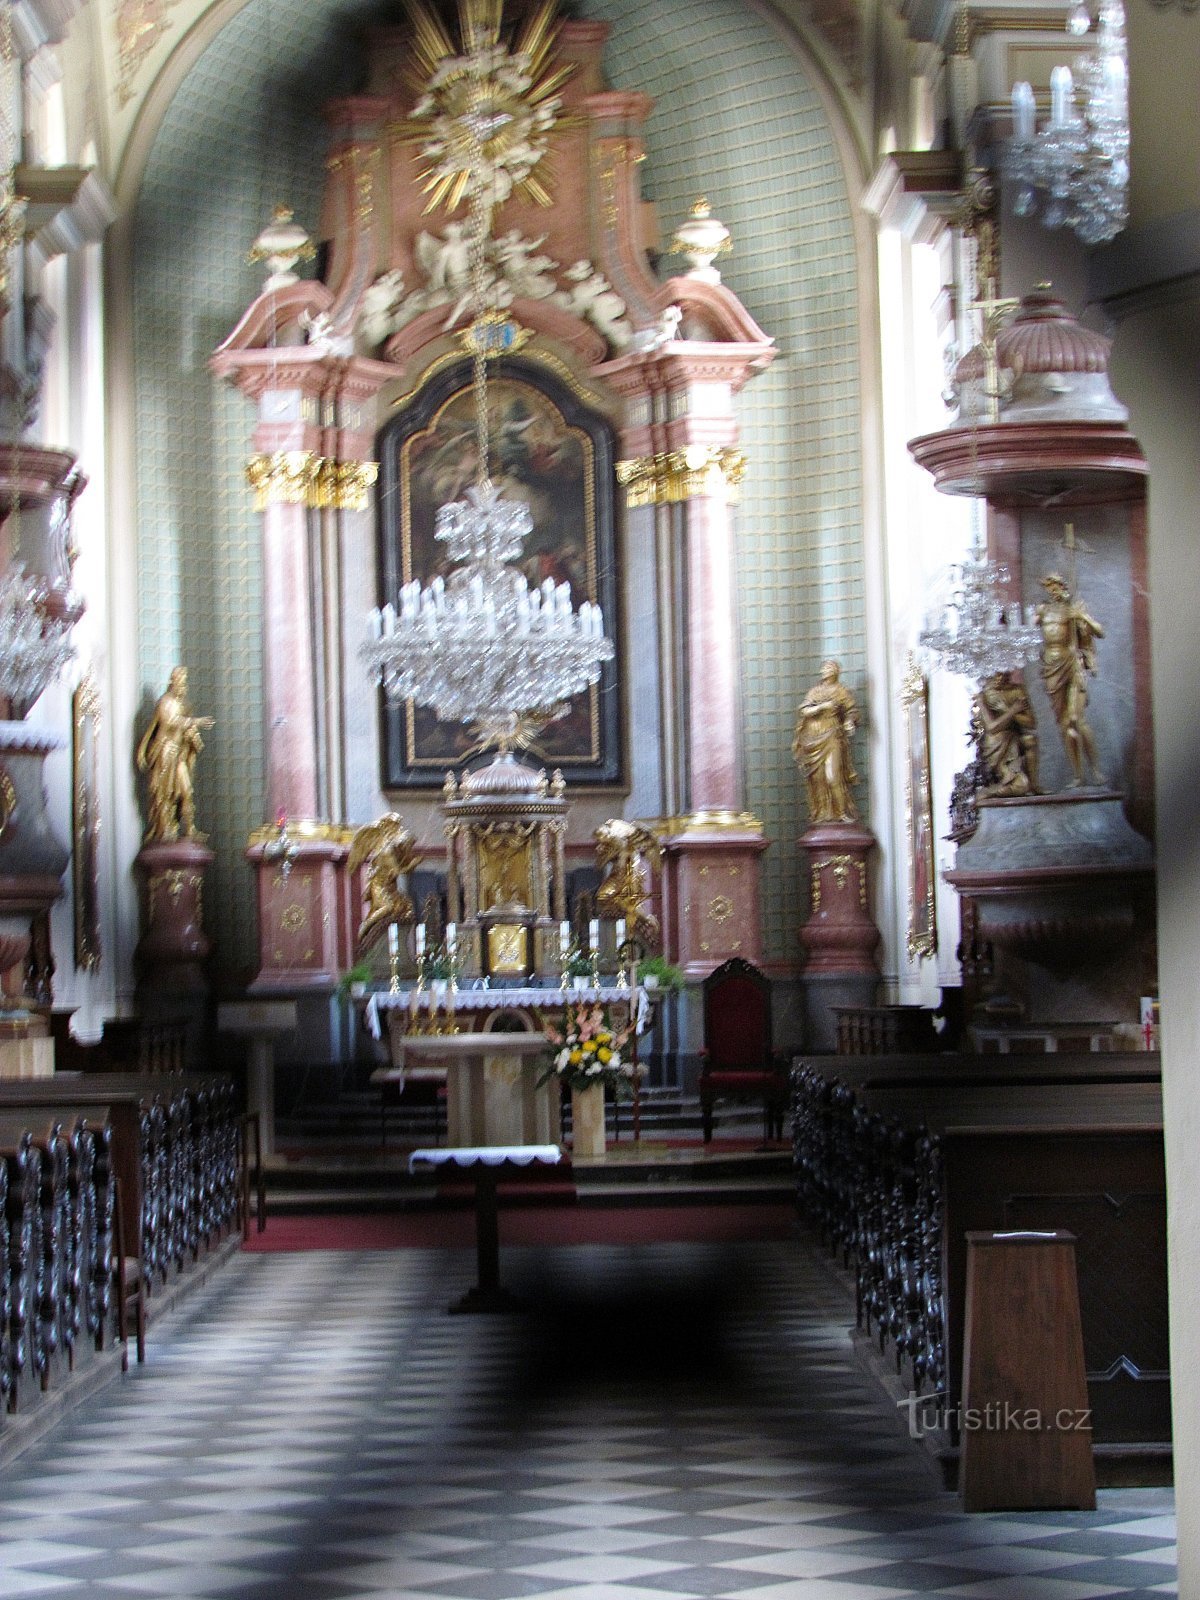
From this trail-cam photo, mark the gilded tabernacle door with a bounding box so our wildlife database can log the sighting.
[376,357,621,788]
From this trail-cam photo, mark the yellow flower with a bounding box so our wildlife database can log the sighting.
[598,1031,612,1046]
[582,1039,596,1054]
[597,1046,612,1064]
[569,1047,583,1065]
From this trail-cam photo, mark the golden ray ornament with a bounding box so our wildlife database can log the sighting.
[402,0,574,215]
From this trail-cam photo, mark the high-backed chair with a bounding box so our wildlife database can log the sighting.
[699,957,788,1143]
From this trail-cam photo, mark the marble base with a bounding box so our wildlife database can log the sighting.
[798,822,881,977]
[135,839,214,994]
[661,823,769,978]
[0,1035,54,1079]
[246,834,353,991]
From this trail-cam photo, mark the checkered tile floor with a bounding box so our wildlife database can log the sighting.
[0,1239,1177,1599]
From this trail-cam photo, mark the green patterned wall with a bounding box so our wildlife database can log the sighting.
[584,0,864,963]
[133,0,863,972]
[132,0,382,972]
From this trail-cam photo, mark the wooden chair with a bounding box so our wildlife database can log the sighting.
[699,957,788,1143]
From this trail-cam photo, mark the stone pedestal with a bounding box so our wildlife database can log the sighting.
[135,838,214,994]
[217,1000,299,1159]
[799,822,881,1050]
[571,1082,606,1159]
[245,828,355,991]
[661,818,769,979]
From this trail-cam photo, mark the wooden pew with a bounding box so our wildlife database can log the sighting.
[0,1073,242,1291]
[792,1058,1169,1449]
[0,1108,116,1405]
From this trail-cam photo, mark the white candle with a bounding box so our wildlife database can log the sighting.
[1050,65,1073,128]
[560,920,571,953]
[1012,80,1036,142]
[446,922,457,953]
[1103,54,1126,117]
[615,918,626,948]
[415,924,425,957]
[387,924,400,959]
[589,918,599,953]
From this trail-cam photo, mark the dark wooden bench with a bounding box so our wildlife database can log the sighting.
[0,1106,117,1404]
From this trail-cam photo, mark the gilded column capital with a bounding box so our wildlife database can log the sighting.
[246,451,379,511]
[615,446,746,508]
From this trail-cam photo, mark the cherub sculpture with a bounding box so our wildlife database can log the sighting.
[595,818,662,949]
[348,814,420,956]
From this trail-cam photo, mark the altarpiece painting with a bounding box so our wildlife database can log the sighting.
[376,358,621,788]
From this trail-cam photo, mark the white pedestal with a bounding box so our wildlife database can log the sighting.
[570,1083,606,1159]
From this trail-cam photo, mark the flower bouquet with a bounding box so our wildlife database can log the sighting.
[541,1000,638,1094]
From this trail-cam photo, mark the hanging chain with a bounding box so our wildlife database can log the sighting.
[469,178,490,486]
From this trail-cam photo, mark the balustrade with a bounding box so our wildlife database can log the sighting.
[792,1065,945,1396]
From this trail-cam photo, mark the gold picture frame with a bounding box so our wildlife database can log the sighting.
[72,671,102,972]
[901,656,937,963]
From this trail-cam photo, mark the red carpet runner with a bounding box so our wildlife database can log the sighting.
[244,1204,798,1252]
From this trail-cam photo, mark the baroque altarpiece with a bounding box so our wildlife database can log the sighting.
[211,7,775,1006]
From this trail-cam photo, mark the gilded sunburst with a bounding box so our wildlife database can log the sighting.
[402,0,574,214]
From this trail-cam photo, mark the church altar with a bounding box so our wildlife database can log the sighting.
[367,986,651,1151]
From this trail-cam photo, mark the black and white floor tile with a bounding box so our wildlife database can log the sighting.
[0,1239,1177,1599]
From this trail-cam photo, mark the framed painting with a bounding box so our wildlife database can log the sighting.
[901,656,937,963]
[376,357,622,788]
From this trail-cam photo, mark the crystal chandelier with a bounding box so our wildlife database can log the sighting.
[0,566,77,709]
[919,541,1042,684]
[361,2,613,750]
[1007,0,1129,246]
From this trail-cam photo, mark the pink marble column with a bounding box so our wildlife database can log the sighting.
[212,322,394,989]
[600,321,775,975]
[261,496,320,822]
[686,493,742,811]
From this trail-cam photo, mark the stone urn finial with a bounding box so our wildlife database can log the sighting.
[247,204,316,291]
[670,197,732,284]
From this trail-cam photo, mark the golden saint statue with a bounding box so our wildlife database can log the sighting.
[974,671,1040,797]
[793,660,859,824]
[1036,573,1105,786]
[136,666,213,841]
[348,815,419,955]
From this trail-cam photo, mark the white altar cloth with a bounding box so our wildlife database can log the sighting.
[365,984,650,1039]
[409,1145,562,1171]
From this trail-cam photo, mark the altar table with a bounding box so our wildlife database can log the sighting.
[397,1032,557,1147]
[366,986,650,1150]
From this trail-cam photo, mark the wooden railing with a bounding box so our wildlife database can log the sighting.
[791,1064,945,1396]
[0,1072,245,1420]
